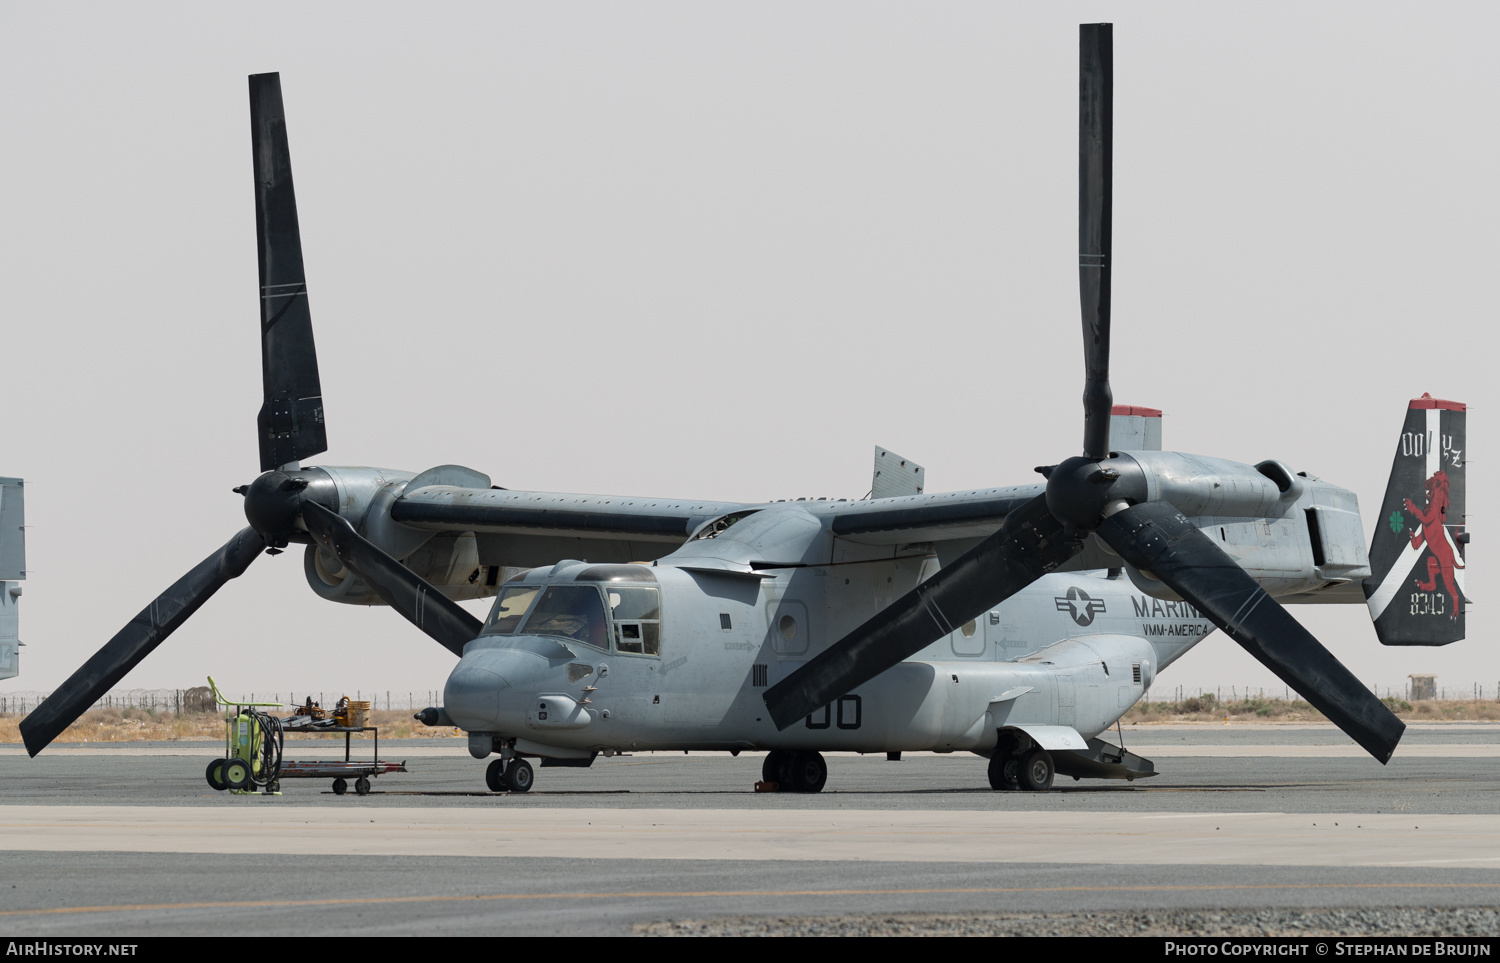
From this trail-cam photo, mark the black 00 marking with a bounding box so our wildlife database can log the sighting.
[837,695,862,730]
[806,694,863,729]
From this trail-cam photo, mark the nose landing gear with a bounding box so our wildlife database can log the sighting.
[484,757,535,793]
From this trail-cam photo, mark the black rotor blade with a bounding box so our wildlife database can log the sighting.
[19,528,266,756]
[1079,23,1114,459]
[302,502,482,656]
[250,72,327,472]
[1097,501,1405,763]
[763,494,1082,730]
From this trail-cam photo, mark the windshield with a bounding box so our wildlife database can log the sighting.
[521,585,609,649]
[484,585,540,636]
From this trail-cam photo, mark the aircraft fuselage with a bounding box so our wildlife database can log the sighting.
[445,564,1214,759]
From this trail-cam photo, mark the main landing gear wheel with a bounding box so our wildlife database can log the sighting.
[788,751,827,794]
[762,750,791,787]
[205,759,227,791]
[332,778,348,795]
[987,752,1020,791]
[485,758,506,792]
[222,758,252,791]
[355,776,372,796]
[503,758,534,793]
[1020,749,1054,792]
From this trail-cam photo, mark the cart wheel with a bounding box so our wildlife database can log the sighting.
[355,776,372,796]
[485,758,506,792]
[332,778,348,795]
[205,759,227,791]
[503,758,534,793]
[267,780,281,794]
[222,758,251,791]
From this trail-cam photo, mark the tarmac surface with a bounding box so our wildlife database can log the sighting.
[1,723,1498,936]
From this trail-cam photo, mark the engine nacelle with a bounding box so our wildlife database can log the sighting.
[300,464,502,606]
[1106,454,1371,601]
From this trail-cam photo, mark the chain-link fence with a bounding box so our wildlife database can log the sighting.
[1143,683,1500,704]
[0,688,447,716]
[5,681,1500,718]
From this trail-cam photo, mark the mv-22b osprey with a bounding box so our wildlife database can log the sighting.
[23,26,1469,794]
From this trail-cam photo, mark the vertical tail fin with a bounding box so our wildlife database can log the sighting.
[1362,394,1467,645]
[1109,405,1162,451]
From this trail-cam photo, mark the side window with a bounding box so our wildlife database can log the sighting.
[609,587,661,656]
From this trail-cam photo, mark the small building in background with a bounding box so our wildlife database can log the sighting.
[1409,674,1437,701]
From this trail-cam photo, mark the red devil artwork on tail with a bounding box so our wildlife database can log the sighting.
[1364,395,1467,645]
[1406,470,1464,617]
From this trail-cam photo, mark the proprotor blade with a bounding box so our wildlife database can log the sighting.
[302,502,482,656]
[763,495,1081,730]
[250,72,326,473]
[1078,23,1114,460]
[18,528,266,756]
[1097,501,1405,763]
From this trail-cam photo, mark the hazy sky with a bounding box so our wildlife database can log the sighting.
[1,2,1495,703]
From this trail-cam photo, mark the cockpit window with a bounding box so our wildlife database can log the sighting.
[521,585,609,650]
[609,586,661,655]
[484,585,540,636]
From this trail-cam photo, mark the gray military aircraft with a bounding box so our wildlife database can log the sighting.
[0,477,23,682]
[22,26,1469,795]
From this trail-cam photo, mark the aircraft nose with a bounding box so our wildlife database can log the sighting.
[443,647,548,731]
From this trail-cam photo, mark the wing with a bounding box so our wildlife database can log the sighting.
[821,484,1043,545]
[389,485,755,567]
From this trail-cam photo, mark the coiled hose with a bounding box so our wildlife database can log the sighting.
[244,708,284,786]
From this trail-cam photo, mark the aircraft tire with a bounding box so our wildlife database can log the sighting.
[788,751,828,793]
[504,758,534,793]
[762,750,792,788]
[485,758,506,792]
[987,751,1019,791]
[205,759,227,791]
[1019,749,1054,792]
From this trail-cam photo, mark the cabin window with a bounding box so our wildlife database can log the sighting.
[483,585,540,636]
[522,585,609,650]
[608,586,661,656]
